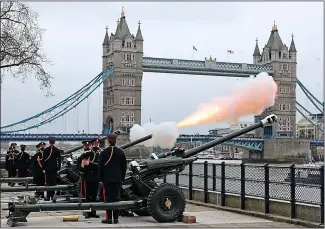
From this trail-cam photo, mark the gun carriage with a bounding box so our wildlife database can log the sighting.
[3,115,278,227]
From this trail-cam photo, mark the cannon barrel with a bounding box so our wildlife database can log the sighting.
[5,200,141,213]
[183,114,278,158]
[62,136,109,156]
[1,184,74,193]
[61,129,123,157]
[120,134,152,149]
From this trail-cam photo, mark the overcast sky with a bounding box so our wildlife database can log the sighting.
[1,2,323,135]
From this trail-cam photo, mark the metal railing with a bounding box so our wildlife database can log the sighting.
[162,161,324,224]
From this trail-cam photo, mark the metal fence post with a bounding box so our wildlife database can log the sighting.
[221,161,226,206]
[189,162,193,200]
[320,165,324,224]
[264,163,270,214]
[240,163,245,210]
[290,163,296,219]
[212,163,216,191]
[204,161,208,203]
[175,172,179,186]
[163,175,166,183]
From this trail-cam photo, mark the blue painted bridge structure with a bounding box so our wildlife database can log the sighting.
[0,133,323,151]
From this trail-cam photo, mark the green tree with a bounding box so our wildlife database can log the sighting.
[0,1,52,96]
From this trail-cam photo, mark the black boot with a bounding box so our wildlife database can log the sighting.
[101,219,113,224]
[84,212,91,219]
[114,219,119,224]
[90,211,100,218]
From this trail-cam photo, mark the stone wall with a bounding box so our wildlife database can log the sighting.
[180,187,322,224]
[263,138,311,160]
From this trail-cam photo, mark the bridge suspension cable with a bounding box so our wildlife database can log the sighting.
[296,79,324,114]
[0,67,114,134]
[296,101,324,132]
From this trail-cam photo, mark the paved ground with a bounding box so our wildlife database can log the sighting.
[0,186,303,228]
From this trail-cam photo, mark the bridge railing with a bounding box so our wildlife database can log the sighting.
[160,161,324,224]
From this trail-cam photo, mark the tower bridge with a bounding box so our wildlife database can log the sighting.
[1,9,323,160]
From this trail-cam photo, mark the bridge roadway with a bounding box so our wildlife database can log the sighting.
[0,134,323,151]
[0,186,302,228]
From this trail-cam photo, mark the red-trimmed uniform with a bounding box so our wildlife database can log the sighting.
[99,134,127,224]
[77,140,100,219]
[32,142,46,197]
[16,144,31,178]
[41,137,61,200]
[5,143,19,186]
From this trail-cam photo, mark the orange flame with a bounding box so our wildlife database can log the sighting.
[177,73,277,128]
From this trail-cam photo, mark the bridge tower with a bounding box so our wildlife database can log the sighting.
[253,22,297,138]
[102,8,144,136]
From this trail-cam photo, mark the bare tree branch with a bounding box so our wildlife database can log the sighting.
[0,1,53,96]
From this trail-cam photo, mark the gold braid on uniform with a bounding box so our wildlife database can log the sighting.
[90,150,98,164]
[44,146,53,162]
[18,152,23,160]
[37,155,42,168]
[104,146,114,166]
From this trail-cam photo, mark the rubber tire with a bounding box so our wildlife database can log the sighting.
[147,183,185,223]
[133,208,151,216]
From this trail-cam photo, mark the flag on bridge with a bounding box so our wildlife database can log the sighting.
[193,46,198,51]
[227,49,234,54]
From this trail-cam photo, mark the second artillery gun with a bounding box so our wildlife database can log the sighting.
[0,133,153,200]
[4,114,278,227]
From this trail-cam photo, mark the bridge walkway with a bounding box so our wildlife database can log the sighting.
[1,190,302,228]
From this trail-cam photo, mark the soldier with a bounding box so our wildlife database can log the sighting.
[91,138,101,154]
[42,137,61,201]
[32,142,45,198]
[77,140,100,219]
[5,146,17,186]
[16,144,31,178]
[99,134,127,224]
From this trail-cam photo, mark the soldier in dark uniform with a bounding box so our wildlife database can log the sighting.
[77,140,100,219]
[5,146,17,186]
[32,142,45,197]
[16,144,31,178]
[41,137,61,200]
[99,134,127,224]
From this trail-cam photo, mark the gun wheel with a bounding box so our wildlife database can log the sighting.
[147,183,185,223]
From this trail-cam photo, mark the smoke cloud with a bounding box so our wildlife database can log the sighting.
[130,122,179,149]
[177,72,277,128]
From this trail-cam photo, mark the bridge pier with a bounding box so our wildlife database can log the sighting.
[263,138,311,162]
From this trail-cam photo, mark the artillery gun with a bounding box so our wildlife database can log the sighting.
[3,114,278,227]
[0,131,151,185]
[0,134,153,199]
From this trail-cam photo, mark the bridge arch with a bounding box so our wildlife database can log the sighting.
[103,115,114,135]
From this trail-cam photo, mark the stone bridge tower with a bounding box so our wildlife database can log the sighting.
[253,22,297,138]
[102,8,144,136]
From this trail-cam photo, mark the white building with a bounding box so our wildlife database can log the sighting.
[296,115,324,140]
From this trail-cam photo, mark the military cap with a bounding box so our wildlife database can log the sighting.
[20,144,26,148]
[90,138,101,144]
[82,140,90,145]
[49,136,55,144]
[40,142,46,147]
[107,134,117,141]
[36,143,41,148]
[10,143,17,146]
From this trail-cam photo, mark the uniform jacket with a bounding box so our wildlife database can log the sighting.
[5,150,18,170]
[16,151,31,170]
[77,149,100,182]
[41,145,61,171]
[98,146,127,183]
[31,150,44,175]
